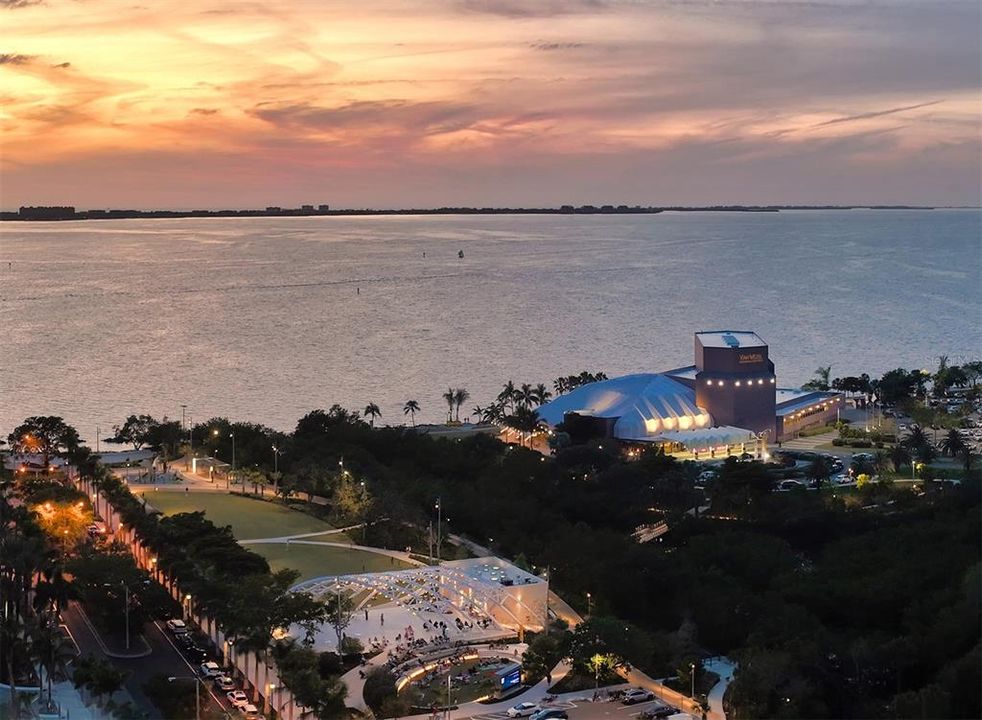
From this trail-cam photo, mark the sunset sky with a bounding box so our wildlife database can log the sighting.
[2,0,979,209]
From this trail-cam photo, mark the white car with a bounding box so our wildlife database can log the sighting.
[199,661,221,678]
[241,703,261,718]
[165,619,187,634]
[622,689,656,705]
[214,674,236,691]
[227,691,249,709]
[507,703,540,717]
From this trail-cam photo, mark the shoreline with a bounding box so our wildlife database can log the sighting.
[1,205,956,223]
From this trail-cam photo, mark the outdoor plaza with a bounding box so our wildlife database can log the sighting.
[292,557,548,656]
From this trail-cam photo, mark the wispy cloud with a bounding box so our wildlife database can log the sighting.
[1,0,979,207]
[0,53,35,64]
[814,100,945,127]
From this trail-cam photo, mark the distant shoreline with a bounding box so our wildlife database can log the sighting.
[0,204,957,222]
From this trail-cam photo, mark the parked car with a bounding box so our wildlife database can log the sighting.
[622,689,656,705]
[227,691,249,709]
[214,675,236,691]
[173,632,193,648]
[778,479,805,491]
[199,661,221,678]
[530,710,568,720]
[183,645,207,663]
[165,618,187,634]
[507,703,540,717]
[641,705,678,719]
[241,703,261,718]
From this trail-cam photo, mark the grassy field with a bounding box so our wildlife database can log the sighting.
[249,542,412,581]
[138,490,409,580]
[138,490,350,541]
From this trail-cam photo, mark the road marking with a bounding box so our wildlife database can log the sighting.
[154,621,229,711]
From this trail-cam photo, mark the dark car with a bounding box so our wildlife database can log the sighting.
[641,705,677,719]
[530,710,568,720]
[184,646,208,663]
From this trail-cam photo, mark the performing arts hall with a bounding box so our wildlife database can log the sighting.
[537,331,844,457]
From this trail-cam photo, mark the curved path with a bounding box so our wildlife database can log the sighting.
[240,537,427,567]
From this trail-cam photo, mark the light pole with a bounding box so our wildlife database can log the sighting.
[690,662,696,702]
[272,445,281,475]
[184,593,192,622]
[168,675,201,720]
[586,592,592,617]
[105,581,130,650]
[435,498,442,562]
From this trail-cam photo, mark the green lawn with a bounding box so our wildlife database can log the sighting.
[249,542,412,582]
[138,491,408,581]
[138,490,348,541]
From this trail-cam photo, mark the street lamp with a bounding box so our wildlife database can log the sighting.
[105,581,131,650]
[586,592,592,617]
[184,593,193,621]
[434,498,442,562]
[272,445,282,475]
[167,675,201,720]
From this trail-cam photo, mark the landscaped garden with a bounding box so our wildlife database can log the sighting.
[139,490,411,580]
[138,490,347,540]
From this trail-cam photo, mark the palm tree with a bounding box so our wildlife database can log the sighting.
[472,405,485,424]
[32,614,75,708]
[939,428,967,458]
[363,403,381,428]
[442,388,456,423]
[497,381,518,413]
[403,400,420,428]
[902,426,930,453]
[506,406,543,448]
[518,383,536,409]
[888,444,910,473]
[532,383,552,406]
[1,613,32,719]
[453,388,470,422]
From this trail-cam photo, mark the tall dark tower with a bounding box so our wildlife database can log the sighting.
[694,331,776,436]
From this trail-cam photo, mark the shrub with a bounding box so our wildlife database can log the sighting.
[363,668,398,715]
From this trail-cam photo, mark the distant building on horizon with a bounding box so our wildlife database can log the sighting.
[19,206,76,220]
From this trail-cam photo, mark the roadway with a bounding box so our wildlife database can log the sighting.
[60,601,232,718]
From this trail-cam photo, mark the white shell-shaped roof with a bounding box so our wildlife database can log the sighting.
[538,373,712,438]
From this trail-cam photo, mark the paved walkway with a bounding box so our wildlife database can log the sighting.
[704,658,735,720]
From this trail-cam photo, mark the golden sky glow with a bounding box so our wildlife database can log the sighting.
[2,0,979,207]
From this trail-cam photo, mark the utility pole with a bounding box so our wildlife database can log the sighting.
[435,498,442,563]
[124,582,130,650]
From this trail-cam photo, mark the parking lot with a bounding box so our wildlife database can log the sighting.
[464,696,693,720]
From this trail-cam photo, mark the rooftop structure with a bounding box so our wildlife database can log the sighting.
[694,330,767,349]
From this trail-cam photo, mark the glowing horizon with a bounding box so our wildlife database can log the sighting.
[2,0,979,209]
